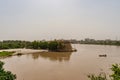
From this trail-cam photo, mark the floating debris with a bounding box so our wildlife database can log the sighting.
[16,53,23,56]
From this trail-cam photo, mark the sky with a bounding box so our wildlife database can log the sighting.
[0,0,120,40]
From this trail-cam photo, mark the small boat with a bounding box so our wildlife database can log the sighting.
[99,54,107,57]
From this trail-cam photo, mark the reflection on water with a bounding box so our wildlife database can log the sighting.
[0,56,13,60]
[31,52,72,62]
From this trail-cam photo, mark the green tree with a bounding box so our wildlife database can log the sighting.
[48,41,58,51]
[0,61,16,80]
[110,64,120,80]
[32,41,39,49]
[39,41,48,49]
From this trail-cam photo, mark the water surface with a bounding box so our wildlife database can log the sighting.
[1,44,120,80]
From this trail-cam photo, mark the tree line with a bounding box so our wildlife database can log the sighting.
[0,40,65,51]
[80,38,120,46]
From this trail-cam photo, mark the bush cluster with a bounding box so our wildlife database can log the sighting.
[88,64,120,80]
[0,61,16,80]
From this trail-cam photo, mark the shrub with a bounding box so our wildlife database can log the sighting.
[0,61,16,80]
[88,64,120,80]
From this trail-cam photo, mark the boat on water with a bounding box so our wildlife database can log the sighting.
[99,54,107,57]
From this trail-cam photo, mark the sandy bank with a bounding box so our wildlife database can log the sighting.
[0,49,48,55]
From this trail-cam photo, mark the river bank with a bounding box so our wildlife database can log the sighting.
[0,49,48,56]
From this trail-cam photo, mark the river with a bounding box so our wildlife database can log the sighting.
[1,44,120,80]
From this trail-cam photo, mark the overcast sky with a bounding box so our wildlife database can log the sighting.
[0,0,120,40]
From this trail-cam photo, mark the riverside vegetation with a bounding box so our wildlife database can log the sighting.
[0,51,15,57]
[0,40,66,51]
[0,61,16,80]
[88,64,120,80]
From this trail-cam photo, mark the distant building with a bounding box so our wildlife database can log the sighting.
[84,38,95,43]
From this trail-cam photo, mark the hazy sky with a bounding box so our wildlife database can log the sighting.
[0,0,120,40]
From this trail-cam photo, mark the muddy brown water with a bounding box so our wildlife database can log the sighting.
[1,44,120,80]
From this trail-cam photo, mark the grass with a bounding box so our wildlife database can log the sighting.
[0,51,15,57]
